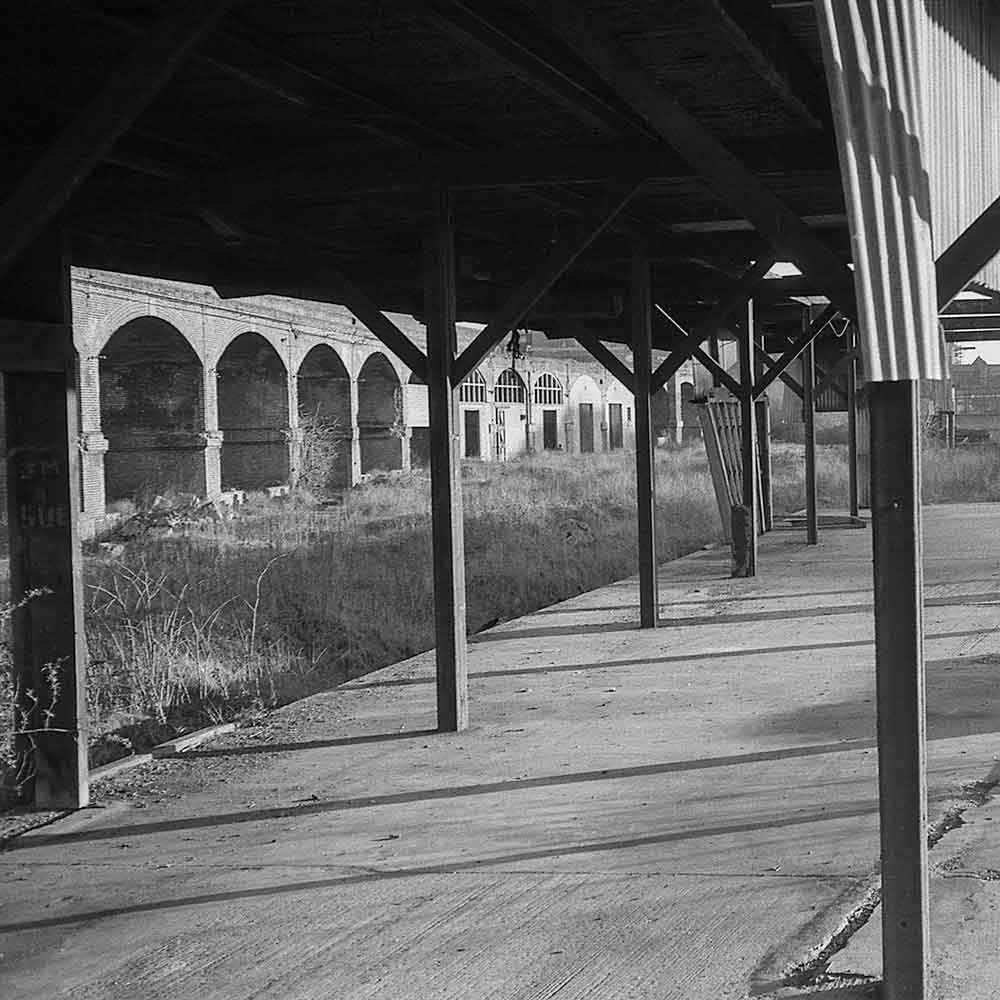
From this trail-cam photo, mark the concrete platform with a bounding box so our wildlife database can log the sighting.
[1,504,999,999]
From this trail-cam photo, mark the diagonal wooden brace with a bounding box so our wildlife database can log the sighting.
[691,347,741,396]
[813,348,858,401]
[755,339,803,399]
[937,195,1000,309]
[319,264,427,381]
[650,257,776,392]
[573,329,635,393]
[754,303,838,398]
[452,179,644,385]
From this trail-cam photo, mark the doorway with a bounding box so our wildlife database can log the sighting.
[579,402,595,453]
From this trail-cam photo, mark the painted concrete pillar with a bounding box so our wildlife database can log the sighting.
[349,376,361,484]
[398,374,412,472]
[599,388,609,452]
[287,369,301,486]
[77,353,109,516]
[202,366,222,498]
[671,369,684,445]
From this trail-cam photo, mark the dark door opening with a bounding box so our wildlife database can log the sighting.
[579,402,595,453]
[609,402,623,450]
[542,409,558,450]
[464,409,481,458]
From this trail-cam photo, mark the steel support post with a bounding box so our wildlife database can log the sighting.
[803,335,818,545]
[1,228,88,808]
[870,379,929,999]
[631,253,658,628]
[847,328,859,518]
[737,301,758,575]
[423,185,468,731]
[756,397,772,532]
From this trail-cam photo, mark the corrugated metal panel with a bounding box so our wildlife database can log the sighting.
[816,0,941,380]
[923,1,1000,291]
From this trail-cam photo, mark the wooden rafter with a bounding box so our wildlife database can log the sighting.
[702,0,831,132]
[72,3,470,154]
[452,181,644,385]
[537,1,856,313]
[422,0,650,139]
[0,0,235,278]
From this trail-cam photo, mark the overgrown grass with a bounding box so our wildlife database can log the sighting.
[6,437,1000,785]
[77,448,720,755]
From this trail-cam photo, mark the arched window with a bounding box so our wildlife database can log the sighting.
[533,372,563,405]
[495,368,525,404]
[459,370,487,403]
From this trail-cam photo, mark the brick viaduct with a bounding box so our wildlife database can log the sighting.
[68,269,692,531]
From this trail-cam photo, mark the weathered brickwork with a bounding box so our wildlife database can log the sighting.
[63,269,692,531]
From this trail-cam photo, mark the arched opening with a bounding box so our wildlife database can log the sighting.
[297,345,352,490]
[358,352,402,473]
[100,317,204,503]
[533,372,564,450]
[459,370,488,459]
[217,332,289,490]
[493,369,527,460]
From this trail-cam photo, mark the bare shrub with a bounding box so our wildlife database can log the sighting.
[296,408,342,497]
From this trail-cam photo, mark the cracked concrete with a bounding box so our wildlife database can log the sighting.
[1,504,999,999]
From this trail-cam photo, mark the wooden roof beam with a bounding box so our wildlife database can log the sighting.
[422,0,651,139]
[0,0,234,279]
[72,4,472,153]
[537,1,856,315]
[702,0,832,133]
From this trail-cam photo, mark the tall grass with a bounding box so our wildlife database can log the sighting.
[6,437,1000,774]
[78,448,719,750]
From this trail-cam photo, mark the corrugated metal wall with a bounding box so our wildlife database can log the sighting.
[922,0,1000,290]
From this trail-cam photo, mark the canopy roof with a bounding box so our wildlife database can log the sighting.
[5,1,998,351]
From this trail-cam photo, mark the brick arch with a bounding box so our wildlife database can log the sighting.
[91,302,201,359]
[217,331,289,490]
[357,351,402,474]
[297,344,352,490]
[100,316,206,503]
[209,325,288,371]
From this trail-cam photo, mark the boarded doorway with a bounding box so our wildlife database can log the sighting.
[608,402,623,450]
[464,409,481,458]
[579,402,595,453]
[542,409,558,450]
[494,407,507,461]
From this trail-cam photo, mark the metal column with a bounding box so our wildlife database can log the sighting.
[870,379,929,999]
